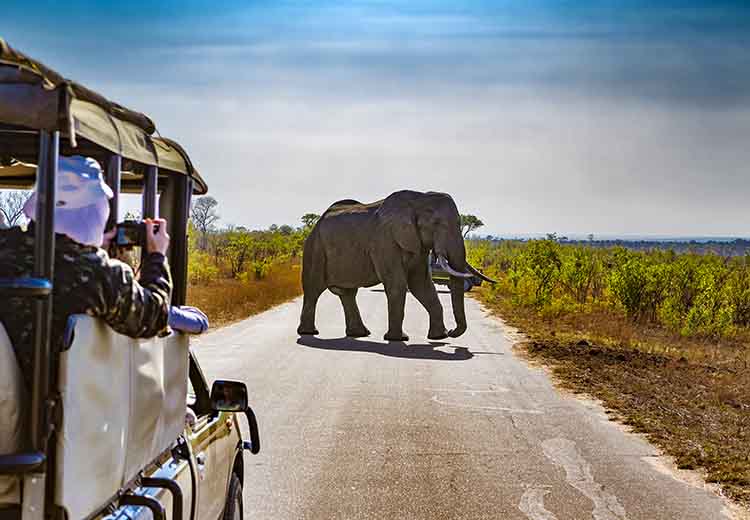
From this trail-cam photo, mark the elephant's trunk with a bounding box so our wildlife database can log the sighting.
[441,240,467,338]
[448,276,467,338]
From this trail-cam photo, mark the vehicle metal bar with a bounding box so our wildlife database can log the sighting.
[106,155,121,229]
[244,407,261,454]
[29,130,57,455]
[119,494,166,520]
[170,177,192,306]
[143,165,158,219]
[141,477,183,520]
[0,453,45,474]
[0,278,52,297]
[21,473,45,520]
[0,127,39,135]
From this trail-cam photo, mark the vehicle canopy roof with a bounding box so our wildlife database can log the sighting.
[0,38,207,194]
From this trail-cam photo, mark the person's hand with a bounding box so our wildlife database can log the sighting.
[101,227,117,250]
[145,218,170,255]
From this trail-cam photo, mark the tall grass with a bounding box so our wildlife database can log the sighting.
[469,238,750,362]
[185,222,307,325]
[187,260,302,326]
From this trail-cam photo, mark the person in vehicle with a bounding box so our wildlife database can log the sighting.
[0,155,172,389]
[104,227,209,335]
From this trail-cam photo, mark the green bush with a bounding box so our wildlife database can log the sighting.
[724,257,750,327]
[510,239,561,306]
[188,250,220,285]
[468,239,750,339]
[559,246,601,304]
[190,224,306,281]
[608,248,670,321]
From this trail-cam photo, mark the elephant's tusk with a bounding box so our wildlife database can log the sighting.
[466,263,498,284]
[436,255,473,279]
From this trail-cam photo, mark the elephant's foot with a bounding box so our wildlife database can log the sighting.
[297,324,319,336]
[427,328,449,340]
[346,326,371,338]
[448,325,467,338]
[384,331,409,342]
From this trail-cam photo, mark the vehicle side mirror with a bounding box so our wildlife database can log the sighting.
[210,380,248,412]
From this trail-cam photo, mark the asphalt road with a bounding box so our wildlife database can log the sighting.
[193,287,740,520]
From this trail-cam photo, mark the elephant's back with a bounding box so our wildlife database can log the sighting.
[323,198,382,217]
[330,198,362,207]
[323,199,362,215]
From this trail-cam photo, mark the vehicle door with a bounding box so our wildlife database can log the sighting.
[187,355,234,519]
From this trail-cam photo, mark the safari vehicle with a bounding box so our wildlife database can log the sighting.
[428,252,495,292]
[0,40,260,520]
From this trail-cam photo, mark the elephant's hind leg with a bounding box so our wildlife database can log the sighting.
[298,234,327,335]
[337,288,370,338]
[298,285,324,335]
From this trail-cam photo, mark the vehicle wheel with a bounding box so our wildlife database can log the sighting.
[463,279,473,292]
[223,474,243,520]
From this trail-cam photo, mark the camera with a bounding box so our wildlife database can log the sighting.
[115,220,159,248]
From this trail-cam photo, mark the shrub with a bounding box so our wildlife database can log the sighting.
[511,239,561,306]
[559,246,599,304]
[188,250,220,285]
[466,239,750,340]
[608,248,670,322]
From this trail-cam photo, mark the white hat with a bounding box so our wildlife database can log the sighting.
[24,155,113,247]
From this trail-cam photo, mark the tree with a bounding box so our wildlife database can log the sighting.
[226,231,254,278]
[460,214,484,238]
[0,190,31,228]
[278,224,294,235]
[190,196,220,249]
[301,213,320,229]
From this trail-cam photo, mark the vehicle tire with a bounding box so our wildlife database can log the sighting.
[223,474,243,520]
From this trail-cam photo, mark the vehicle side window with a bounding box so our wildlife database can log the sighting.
[187,377,196,407]
[188,353,212,417]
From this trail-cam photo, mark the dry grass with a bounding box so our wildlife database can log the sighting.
[187,261,302,327]
[477,288,750,507]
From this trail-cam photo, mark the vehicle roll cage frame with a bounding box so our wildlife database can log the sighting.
[0,136,195,520]
[0,132,58,484]
[0,38,204,519]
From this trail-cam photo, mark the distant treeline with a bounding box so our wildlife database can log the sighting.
[475,236,750,258]
[188,196,316,284]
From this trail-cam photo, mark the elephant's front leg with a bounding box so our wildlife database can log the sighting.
[383,280,409,342]
[408,266,448,340]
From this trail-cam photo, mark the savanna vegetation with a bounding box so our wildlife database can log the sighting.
[469,237,750,506]
[186,196,313,326]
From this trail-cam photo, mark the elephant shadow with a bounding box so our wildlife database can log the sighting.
[369,288,452,294]
[296,336,474,361]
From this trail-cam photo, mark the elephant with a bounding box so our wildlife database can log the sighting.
[297,190,492,341]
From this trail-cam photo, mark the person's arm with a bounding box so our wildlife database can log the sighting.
[89,219,173,338]
[169,306,209,334]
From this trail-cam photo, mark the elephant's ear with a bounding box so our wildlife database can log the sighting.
[376,194,422,254]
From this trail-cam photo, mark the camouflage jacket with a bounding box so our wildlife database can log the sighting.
[0,226,172,387]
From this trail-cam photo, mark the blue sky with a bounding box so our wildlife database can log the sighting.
[4,1,750,236]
